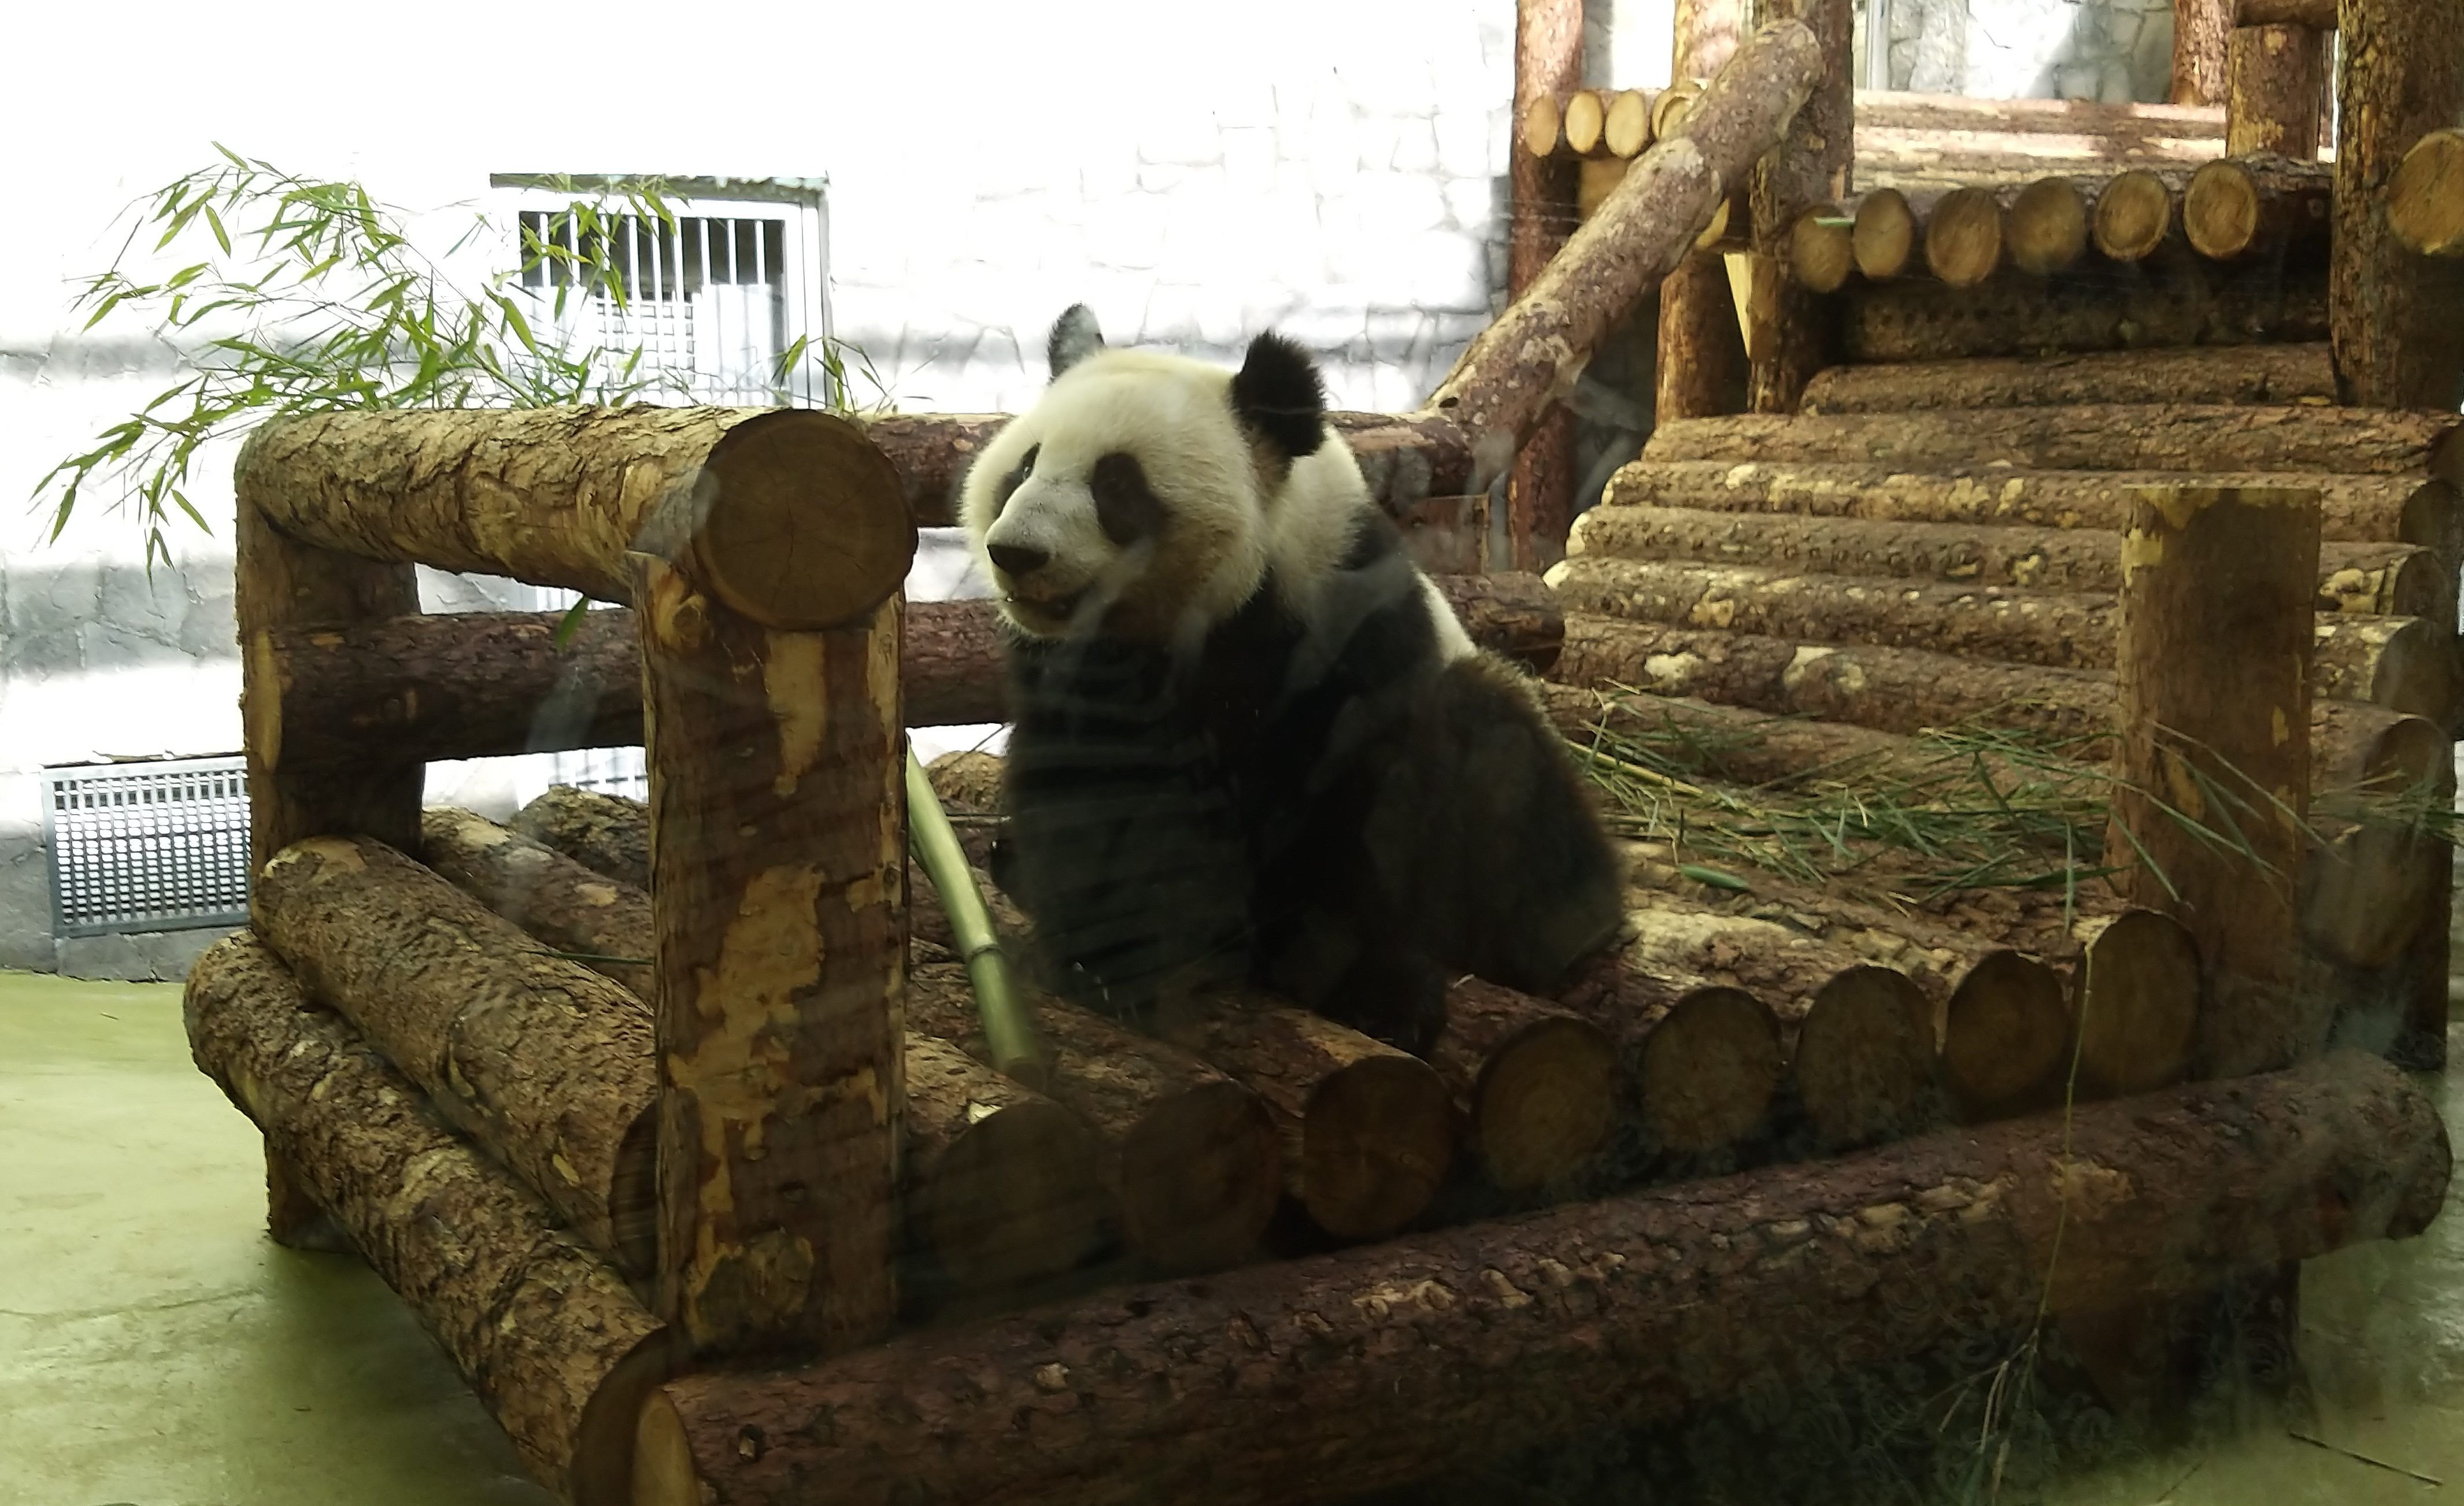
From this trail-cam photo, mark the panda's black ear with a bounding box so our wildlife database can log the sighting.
[1048,305,1106,380]
[1231,331,1326,460]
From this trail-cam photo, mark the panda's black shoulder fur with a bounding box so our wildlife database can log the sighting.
[999,503,1622,1054]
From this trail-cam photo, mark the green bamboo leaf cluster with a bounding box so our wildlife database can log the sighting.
[36,146,887,572]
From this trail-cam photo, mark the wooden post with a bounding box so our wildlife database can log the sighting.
[1509,0,1586,569]
[1745,0,1852,414]
[2108,486,2324,1079]
[232,436,421,1250]
[2174,0,2234,105]
[2333,0,2464,407]
[2226,23,2326,158]
[1656,0,1748,426]
[627,415,915,1361]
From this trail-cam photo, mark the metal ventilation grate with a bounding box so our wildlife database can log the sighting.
[44,756,251,937]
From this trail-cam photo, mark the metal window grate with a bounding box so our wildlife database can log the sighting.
[549,746,650,805]
[44,756,251,937]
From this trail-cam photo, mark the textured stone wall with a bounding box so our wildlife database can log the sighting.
[1865,0,2176,102]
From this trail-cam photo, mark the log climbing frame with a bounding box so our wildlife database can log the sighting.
[180,10,2464,1506]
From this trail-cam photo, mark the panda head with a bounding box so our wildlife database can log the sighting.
[960,305,1331,645]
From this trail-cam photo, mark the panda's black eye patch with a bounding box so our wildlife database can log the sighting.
[991,444,1040,517]
[1089,451,1164,546]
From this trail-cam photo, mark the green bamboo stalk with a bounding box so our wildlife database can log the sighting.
[905,745,1047,1087]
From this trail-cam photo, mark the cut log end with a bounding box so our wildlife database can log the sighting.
[1790,205,1856,294]
[2007,177,2089,276]
[1925,187,2004,288]
[907,1035,1108,1290]
[1852,188,1918,281]
[1793,965,1938,1146]
[687,410,917,631]
[1941,950,2073,1123]
[1469,1013,1619,1189]
[1635,985,1784,1154]
[1118,1081,1286,1272]
[2184,158,2262,260]
[1604,89,1653,158]
[2092,170,2174,262]
[2391,128,2464,257]
[1564,89,1607,156]
[2073,910,2203,1099]
[1301,1054,1457,1241]
[1519,94,1563,159]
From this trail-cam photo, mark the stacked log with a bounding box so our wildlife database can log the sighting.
[2332,0,2464,408]
[1799,343,2338,413]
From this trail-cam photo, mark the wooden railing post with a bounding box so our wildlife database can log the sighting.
[624,414,915,1360]
[1744,0,1851,414]
[1655,0,1748,427]
[2332,0,2464,407]
[1508,0,1585,570]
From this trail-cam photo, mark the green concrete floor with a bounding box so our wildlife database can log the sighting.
[5,965,2464,1506]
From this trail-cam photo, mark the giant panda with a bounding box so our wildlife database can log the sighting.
[960,305,1623,1056]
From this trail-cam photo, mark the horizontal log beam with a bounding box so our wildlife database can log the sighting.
[185,933,669,1504]
[2234,0,2333,26]
[638,1052,2448,1506]
[1838,253,2327,362]
[249,576,1563,768]
[1853,92,2228,139]
[1800,344,2338,413]
[239,408,913,631]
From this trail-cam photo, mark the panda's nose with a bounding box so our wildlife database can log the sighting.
[987,542,1049,579]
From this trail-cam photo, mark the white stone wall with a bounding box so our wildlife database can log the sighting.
[1870,0,2176,101]
[0,0,1523,974]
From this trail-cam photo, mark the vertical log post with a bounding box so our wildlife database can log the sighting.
[1745,0,1852,413]
[2333,0,2464,407]
[2226,23,2326,158]
[232,441,422,1249]
[1510,0,1586,570]
[1655,0,1749,427]
[2108,486,2324,1079]
[626,416,917,1361]
[2174,0,2234,105]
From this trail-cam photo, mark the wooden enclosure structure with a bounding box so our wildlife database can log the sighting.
[177,7,2464,1506]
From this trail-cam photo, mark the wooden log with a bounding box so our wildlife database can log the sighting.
[1851,187,1918,280]
[1567,504,2445,619]
[1426,978,1619,1189]
[2092,168,2179,262]
[1840,249,2327,361]
[185,934,669,1505]
[1790,964,1939,1145]
[904,597,1013,726]
[858,413,1011,531]
[1552,955,1785,1156]
[1429,571,1566,671]
[1427,17,1826,480]
[1789,204,1855,293]
[1852,92,2229,140]
[635,1051,2450,1506]
[1655,4,1746,427]
[2333,0,2464,407]
[902,967,1284,1274]
[1800,343,2338,412]
[1651,77,1703,141]
[1389,492,1490,576]
[2235,0,2334,24]
[1507,0,1584,572]
[2182,156,2332,259]
[1598,461,2458,560]
[1940,949,2075,1123]
[2007,176,2091,276]
[2111,484,2322,1077]
[512,785,651,891]
[419,806,659,999]
[1642,405,2464,479]
[2175,0,2233,105]
[1562,87,1607,156]
[249,834,660,1274]
[1745,0,1852,415]
[2227,24,2326,159]
[1605,88,1653,158]
[2071,909,2205,1100]
[1548,557,2445,717]
[1159,1000,1455,1242]
[2389,128,2464,257]
[237,408,913,631]
[1519,92,1564,158]
[627,531,904,1357]
[1922,187,2004,288]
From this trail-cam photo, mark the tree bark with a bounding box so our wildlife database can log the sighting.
[2389,129,2464,257]
[1429,571,1567,671]
[627,549,904,1360]
[1598,461,2458,561]
[2092,169,2179,262]
[1426,979,1620,1189]
[1642,404,2464,479]
[860,413,1011,529]
[2236,0,2334,23]
[2006,176,2093,276]
[2333,0,2464,407]
[1800,343,2337,412]
[185,934,670,1505]
[420,806,660,1000]
[637,1051,2450,1506]
[512,785,652,891]
[2174,0,2234,105]
[1569,502,2432,616]
[1656,0,1752,425]
[1508,0,1585,570]
[1157,998,1457,1242]
[2109,485,2322,1077]
[904,598,1014,726]
[249,833,661,1275]
[2183,156,2333,259]
[903,966,1285,1274]
[2227,26,2326,158]
[1746,0,1852,414]
[1839,250,2327,361]
[1426,18,1826,482]
[237,408,913,631]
